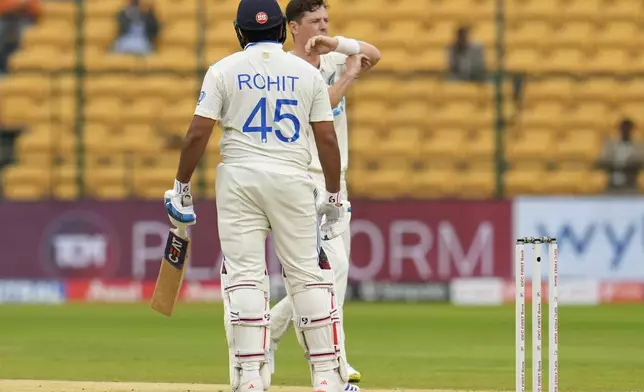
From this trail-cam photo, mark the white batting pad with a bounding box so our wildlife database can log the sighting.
[222,275,271,391]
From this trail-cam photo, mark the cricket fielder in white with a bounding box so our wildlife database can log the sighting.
[163,1,353,391]
[269,0,382,384]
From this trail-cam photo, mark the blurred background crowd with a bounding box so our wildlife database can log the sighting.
[1,0,643,201]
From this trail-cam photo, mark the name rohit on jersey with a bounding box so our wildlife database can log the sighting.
[237,74,300,92]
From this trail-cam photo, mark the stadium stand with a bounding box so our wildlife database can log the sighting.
[1,0,643,200]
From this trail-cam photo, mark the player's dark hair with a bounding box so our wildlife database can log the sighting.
[285,0,329,23]
[240,24,284,45]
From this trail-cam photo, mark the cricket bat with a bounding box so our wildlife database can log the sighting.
[151,226,190,317]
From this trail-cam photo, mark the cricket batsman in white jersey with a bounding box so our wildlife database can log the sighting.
[269,0,382,384]
[163,0,354,391]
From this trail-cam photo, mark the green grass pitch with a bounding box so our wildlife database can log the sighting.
[0,302,643,391]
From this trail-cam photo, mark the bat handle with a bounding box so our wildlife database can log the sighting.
[174,225,189,238]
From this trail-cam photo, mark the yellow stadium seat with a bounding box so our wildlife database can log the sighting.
[540,48,586,73]
[420,21,456,48]
[506,0,559,21]
[599,0,643,22]
[156,98,195,125]
[391,80,439,104]
[458,169,496,199]
[586,49,631,73]
[506,20,550,49]
[131,166,176,199]
[84,18,116,50]
[337,21,382,47]
[86,166,128,200]
[340,0,394,21]
[161,20,198,48]
[85,0,121,17]
[555,129,602,163]
[420,128,467,161]
[430,0,494,22]
[121,98,166,124]
[524,79,574,105]
[573,79,618,105]
[616,79,644,102]
[416,49,447,72]
[21,21,75,49]
[465,129,495,161]
[564,103,611,129]
[2,96,51,124]
[376,48,410,72]
[352,100,391,128]
[2,183,46,200]
[384,127,422,159]
[552,21,594,49]
[560,0,601,21]
[505,127,554,166]
[350,77,396,102]
[144,48,198,71]
[85,75,130,98]
[519,102,565,129]
[9,47,74,71]
[14,125,54,155]
[0,75,50,98]
[439,83,492,103]
[594,21,640,50]
[542,169,593,194]
[155,0,198,18]
[85,97,123,125]
[429,102,492,128]
[389,101,429,128]
[348,126,380,160]
[2,166,51,196]
[506,48,543,73]
[504,167,546,196]
[379,22,422,50]
[43,0,75,19]
[411,167,460,198]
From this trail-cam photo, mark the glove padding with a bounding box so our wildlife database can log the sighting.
[164,182,196,228]
[319,200,351,241]
[316,190,351,241]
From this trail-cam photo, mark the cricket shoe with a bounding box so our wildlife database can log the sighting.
[313,369,347,392]
[347,364,361,383]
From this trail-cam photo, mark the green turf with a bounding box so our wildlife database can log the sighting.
[0,302,642,391]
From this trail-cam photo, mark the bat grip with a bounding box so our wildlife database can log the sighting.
[174,225,189,238]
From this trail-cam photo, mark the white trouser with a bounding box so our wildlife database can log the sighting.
[270,170,351,361]
[217,164,347,390]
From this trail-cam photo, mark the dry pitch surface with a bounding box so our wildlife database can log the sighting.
[0,380,503,392]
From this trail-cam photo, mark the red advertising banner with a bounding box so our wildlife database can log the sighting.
[0,200,512,283]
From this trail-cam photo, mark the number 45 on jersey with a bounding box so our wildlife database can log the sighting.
[243,98,300,143]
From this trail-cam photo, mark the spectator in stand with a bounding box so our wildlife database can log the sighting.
[0,0,42,74]
[112,0,160,55]
[446,26,486,82]
[596,118,644,194]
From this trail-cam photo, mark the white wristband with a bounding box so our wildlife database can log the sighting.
[174,179,191,194]
[323,190,341,204]
[334,36,360,56]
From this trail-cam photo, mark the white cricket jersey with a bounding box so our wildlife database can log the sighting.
[306,52,349,174]
[195,42,335,175]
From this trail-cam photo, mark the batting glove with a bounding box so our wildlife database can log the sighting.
[164,179,197,228]
[317,190,351,241]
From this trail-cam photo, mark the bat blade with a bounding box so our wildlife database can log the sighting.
[151,228,190,317]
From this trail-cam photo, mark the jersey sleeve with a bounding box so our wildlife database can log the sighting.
[194,66,224,120]
[309,72,334,123]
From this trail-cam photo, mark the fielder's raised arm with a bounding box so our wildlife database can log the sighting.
[305,35,381,108]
